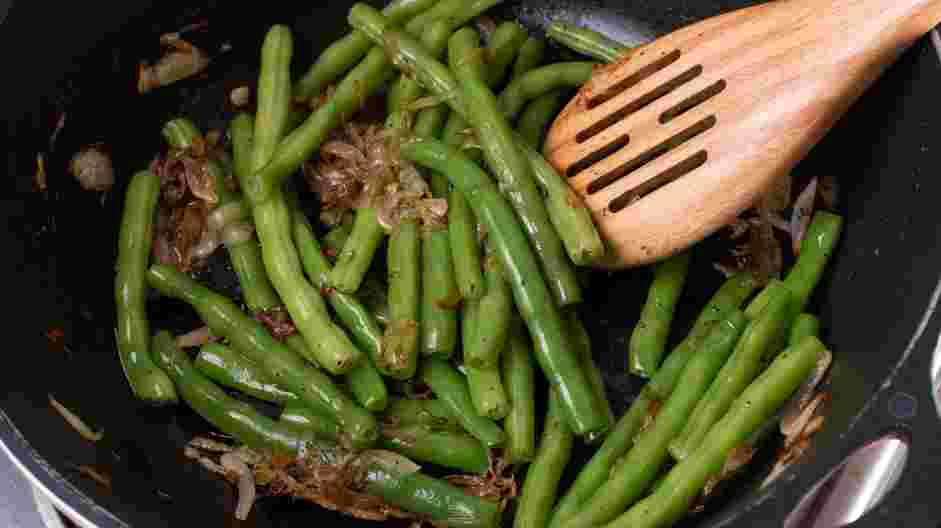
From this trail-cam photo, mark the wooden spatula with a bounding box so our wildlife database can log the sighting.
[545,0,941,269]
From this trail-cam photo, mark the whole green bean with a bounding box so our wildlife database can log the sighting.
[514,389,574,528]
[512,37,547,79]
[351,7,583,306]
[279,405,342,441]
[483,21,529,88]
[498,62,596,121]
[464,256,512,368]
[323,219,354,256]
[387,19,453,132]
[608,337,825,528]
[784,211,844,313]
[517,136,605,266]
[228,113,283,313]
[567,310,614,431]
[385,219,421,378]
[629,253,692,378]
[502,323,536,464]
[421,358,505,447]
[549,274,758,528]
[562,311,749,528]
[400,137,607,435]
[255,0,504,195]
[466,364,510,420]
[195,343,297,405]
[546,22,632,64]
[448,27,582,306]
[162,117,203,150]
[645,273,759,400]
[744,278,787,320]
[380,425,490,474]
[363,466,501,528]
[382,397,462,431]
[251,26,293,176]
[321,219,392,327]
[669,287,794,461]
[404,0,502,36]
[517,91,565,148]
[114,170,178,404]
[449,190,484,301]
[146,265,378,448]
[330,207,386,294]
[790,313,821,346]
[152,332,322,454]
[293,0,439,100]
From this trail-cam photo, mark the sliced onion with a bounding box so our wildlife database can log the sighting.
[70,146,114,191]
[220,452,256,520]
[790,177,818,256]
[780,348,832,437]
[760,172,793,213]
[176,326,216,349]
[230,86,251,107]
[222,222,256,248]
[184,159,218,205]
[191,230,221,260]
[818,174,838,208]
[208,200,248,232]
[322,140,367,165]
[49,395,104,442]
[138,44,211,94]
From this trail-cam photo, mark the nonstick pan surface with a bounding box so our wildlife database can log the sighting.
[1,1,941,527]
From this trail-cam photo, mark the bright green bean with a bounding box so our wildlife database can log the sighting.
[146,265,378,448]
[784,212,844,313]
[382,397,462,431]
[514,389,574,528]
[380,424,490,473]
[330,207,386,294]
[464,256,512,369]
[421,172,460,358]
[114,170,177,404]
[744,279,788,320]
[385,219,421,378]
[466,364,510,420]
[449,190,484,301]
[195,343,297,405]
[483,21,529,88]
[629,253,692,378]
[421,358,505,447]
[251,26,293,176]
[400,137,607,435]
[279,405,342,441]
[790,313,821,346]
[546,22,632,63]
[512,37,546,79]
[502,322,536,464]
[517,90,565,148]
[498,62,596,121]
[162,117,203,150]
[567,310,614,431]
[609,337,825,528]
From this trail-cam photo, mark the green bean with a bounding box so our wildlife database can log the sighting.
[743,278,787,319]
[194,343,297,405]
[514,389,574,528]
[254,0,505,195]
[790,313,821,346]
[502,323,536,464]
[363,465,501,528]
[784,211,844,313]
[483,22,529,88]
[279,405,342,441]
[669,287,794,461]
[152,332,323,454]
[162,117,203,150]
[549,274,758,528]
[629,253,692,378]
[546,22,632,64]
[293,0,439,100]
[466,364,510,420]
[292,212,390,400]
[228,114,283,313]
[498,62,596,121]
[512,37,547,79]
[330,207,386,294]
[464,256,512,368]
[351,7,583,306]
[251,26,293,176]
[403,0,501,36]
[382,397,462,431]
[146,265,378,448]
[387,20,453,132]
[114,170,177,404]
[414,104,450,139]
[324,219,354,256]
[562,311,749,528]
[400,137,606,435]
[645,273,759,400]
[380,425,490,474]
[448,27,583,306]
[517,136,605,266]
[449,190,484,301]
[384,219,421,378]
[517,91,566,148]
[609,337,825,528]
[321,217,392,327]
[567,310,614,431]
[421,358,505,447]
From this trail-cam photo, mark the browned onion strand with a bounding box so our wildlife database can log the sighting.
[221,452,257,520]
[176,326,217,349]
[790,177,818,255]
[49,395,104,442]
[221,222,256,248]
[70,145,114,191]
[138,38,211,94]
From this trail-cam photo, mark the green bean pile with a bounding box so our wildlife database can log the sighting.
[113,4,845,527]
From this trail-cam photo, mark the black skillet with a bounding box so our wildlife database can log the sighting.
[1,0,941,526]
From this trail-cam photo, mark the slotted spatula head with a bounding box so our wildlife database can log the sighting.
[546,0,941,269]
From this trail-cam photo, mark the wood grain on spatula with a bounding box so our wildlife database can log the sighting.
[545,0,941,269]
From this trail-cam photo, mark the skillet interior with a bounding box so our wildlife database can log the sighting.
[2,1,941,527]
